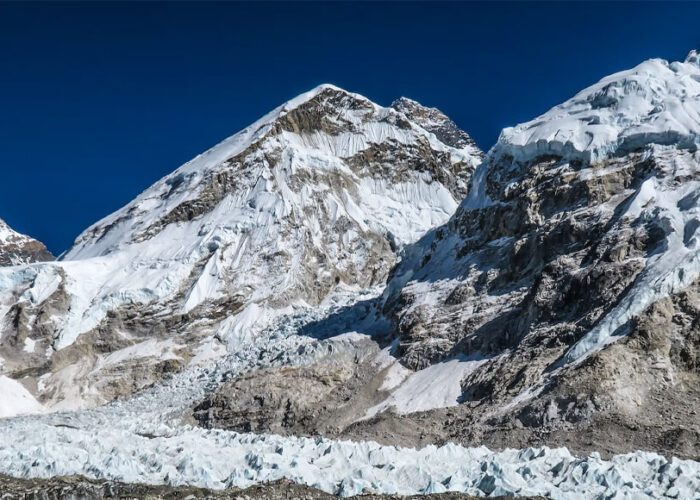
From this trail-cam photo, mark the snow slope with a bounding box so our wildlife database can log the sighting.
[0,375,44,418]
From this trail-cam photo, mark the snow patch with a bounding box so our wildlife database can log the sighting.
[366,354,488,417]
[0,376,44,418]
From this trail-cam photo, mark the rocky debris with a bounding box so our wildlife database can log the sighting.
[0,475,507,500]
[0,218,53,266]
[193,336,390,436]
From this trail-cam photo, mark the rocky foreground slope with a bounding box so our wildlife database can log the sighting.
[194,52,700,461]
[0,475,508,500]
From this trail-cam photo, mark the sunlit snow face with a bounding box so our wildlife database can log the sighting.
[499,57,700,164]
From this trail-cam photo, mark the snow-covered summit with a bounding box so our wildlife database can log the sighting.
[66,85,481,259]
[495,53,700,163]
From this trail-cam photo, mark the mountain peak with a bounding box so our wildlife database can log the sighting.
[0,218,54,266]
[279,83,366,113]
[391,97,484,154]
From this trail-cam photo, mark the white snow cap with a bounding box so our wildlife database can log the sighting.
[496,52,700,163]
[280,83,361,111]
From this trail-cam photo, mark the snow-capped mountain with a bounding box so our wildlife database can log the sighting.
[351,50,700,457]
[1,54,700,500]
[192,51,700,463]
[0,219,53,267]
[0,84,482,412]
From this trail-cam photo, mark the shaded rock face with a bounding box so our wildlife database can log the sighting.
[0,219,53,266]
[385,149,656,371]
[0,85,482,412]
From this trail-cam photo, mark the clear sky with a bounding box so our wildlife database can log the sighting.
[1,1,698,255]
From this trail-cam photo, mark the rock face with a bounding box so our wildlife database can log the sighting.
[0,84,482,413]
[0,219,53,266]
[195,53,700,460]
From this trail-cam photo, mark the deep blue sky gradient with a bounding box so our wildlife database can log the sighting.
[1,1,699,254]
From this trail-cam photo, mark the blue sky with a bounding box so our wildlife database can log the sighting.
[1,1,698,254]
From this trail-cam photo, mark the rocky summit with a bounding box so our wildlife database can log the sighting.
[1,53,700,500]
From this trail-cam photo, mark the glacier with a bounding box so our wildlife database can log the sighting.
[1,290,698,499]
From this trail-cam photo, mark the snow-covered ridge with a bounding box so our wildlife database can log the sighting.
[494,51,700,164]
